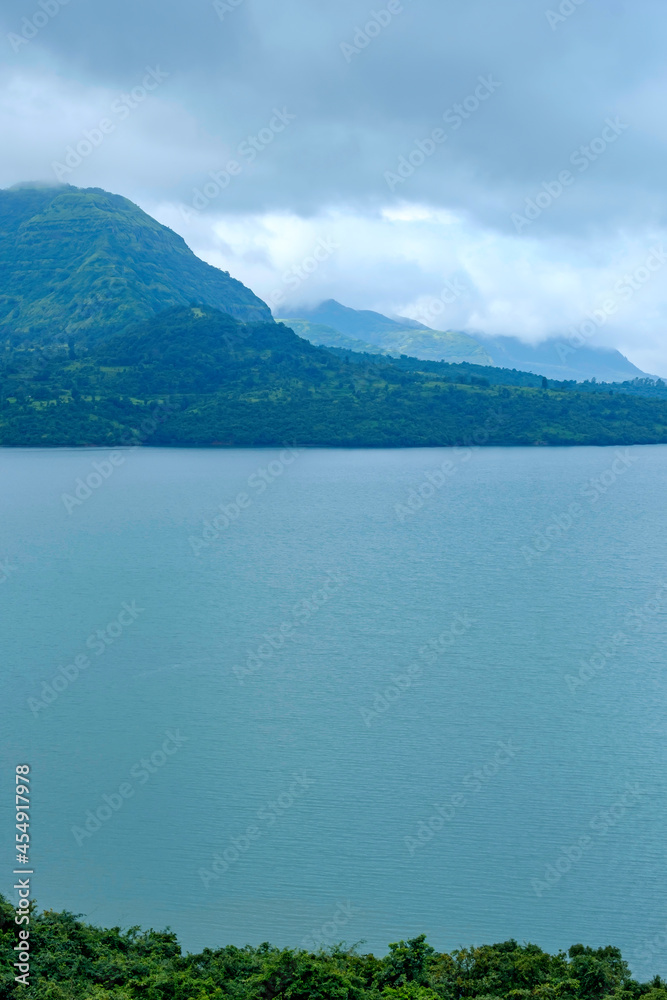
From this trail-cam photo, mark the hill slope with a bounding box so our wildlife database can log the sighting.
[278,318,395,355]
[478,333,650,382]
[276,299,493,364]
[0,183,271,343]
[3,306,667,448]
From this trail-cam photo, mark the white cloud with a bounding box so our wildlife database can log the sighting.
[2,0,667,376]
[150,196,667,374]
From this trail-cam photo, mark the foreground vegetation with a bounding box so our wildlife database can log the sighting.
[1,895,666,1000]
[3,306,667,448]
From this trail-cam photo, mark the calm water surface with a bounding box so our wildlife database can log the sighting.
[1,445,666,974]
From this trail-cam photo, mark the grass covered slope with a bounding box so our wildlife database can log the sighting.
[2,895,667,1000]
[3,306,667,447]
[0,184,271,344]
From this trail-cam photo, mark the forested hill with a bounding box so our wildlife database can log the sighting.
[2,895,667,1000]
[0,184,271,343]
[332,347,667,398]
[3,306,667,448]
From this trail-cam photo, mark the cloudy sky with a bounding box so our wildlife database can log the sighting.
[2,0,667,372]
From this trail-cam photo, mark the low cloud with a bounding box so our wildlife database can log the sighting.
[1,0,665,370]
[151,199,667,375]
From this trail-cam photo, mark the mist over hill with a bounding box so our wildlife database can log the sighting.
[275,299,493,364]
[476,333,650,383]
[279,299,651,382]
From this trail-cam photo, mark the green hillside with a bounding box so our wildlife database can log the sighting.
[377,328,494,364]
[329,347,667,398]
[0,184,271,344]
[280,318,394,355]
[3,306,667,448]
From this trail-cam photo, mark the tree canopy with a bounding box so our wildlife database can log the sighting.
[1,897,666,1000]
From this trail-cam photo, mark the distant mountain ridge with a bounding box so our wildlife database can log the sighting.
[0,183,271,343]
[278,298,650,382]
[277,319,394,356]
[476,333,649,383]
[277,299,419,338]
[275,299,494,364]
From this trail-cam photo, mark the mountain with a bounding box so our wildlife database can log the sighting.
[3,183,648,383]
[275,299,493,364]
[278,299,652,382]
[477,333,650,382]
[4,305,667,448]
[0,183,271,344]
[1,187,665,448]
[278,319,396,356]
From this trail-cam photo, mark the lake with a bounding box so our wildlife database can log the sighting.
[1,444,666,976]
